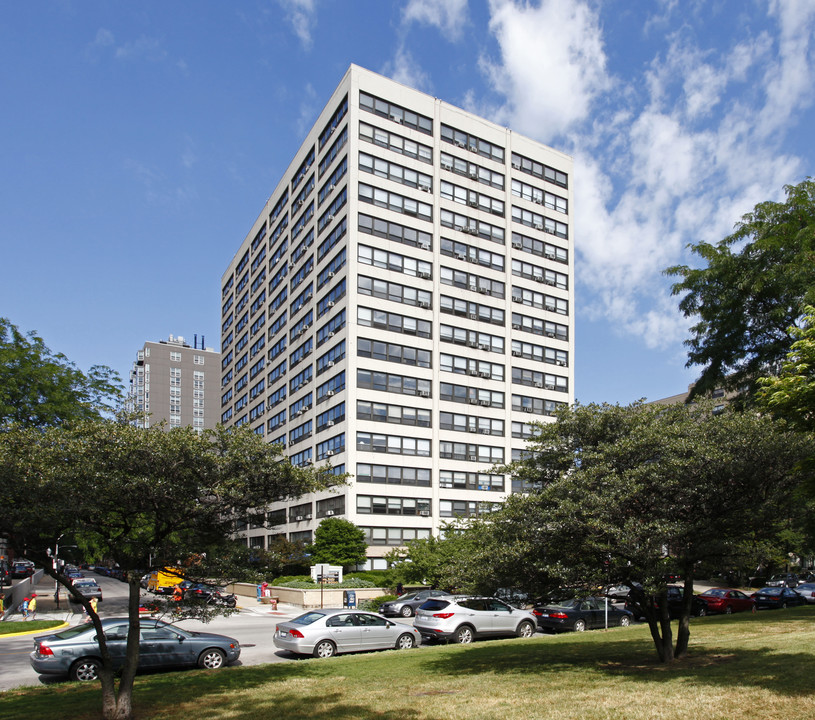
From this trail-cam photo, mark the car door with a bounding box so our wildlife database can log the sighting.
[99,623,130,671]
[139,622,187,668]
[486,598,516,634]
[324,613,362,652]
[354,613,394,649]
[458,598,491,634]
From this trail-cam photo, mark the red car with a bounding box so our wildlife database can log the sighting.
[698,588,756,614]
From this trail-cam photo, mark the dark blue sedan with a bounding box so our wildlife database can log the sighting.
[752,586,807,610]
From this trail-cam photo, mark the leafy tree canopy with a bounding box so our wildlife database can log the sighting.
[0,419,338,720]
[0,318,121,427]
[666,178,815,402]
[309,517,368,568]
[467,401,813,662]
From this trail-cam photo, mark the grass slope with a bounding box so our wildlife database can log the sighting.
[4,608,814,720]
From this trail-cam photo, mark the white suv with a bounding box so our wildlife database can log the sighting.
[414,596,538,644]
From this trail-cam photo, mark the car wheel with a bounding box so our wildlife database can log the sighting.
[198,648,226,669]
[725,605,733,615]
[573,619,587,632]
[395,633,415,650]
[70,657,102,682]
[400,605,414,618]
[454,625,474,644]
[313,640,336,658]
[697,606,706,617]
[619,616,631,627]
[517,620,535,638]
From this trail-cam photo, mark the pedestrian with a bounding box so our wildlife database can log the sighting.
[396,582,404,595]
[27,593,37,620]
[19,596,29,620]
[83,596,98,622]
[173,584,183,603]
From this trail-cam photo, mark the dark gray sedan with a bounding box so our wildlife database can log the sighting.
[30,618,240,681]
[379,589,452,618]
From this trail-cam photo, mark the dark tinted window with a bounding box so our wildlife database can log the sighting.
[420,599,450,611]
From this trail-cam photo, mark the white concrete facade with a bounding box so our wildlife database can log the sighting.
[220,65,574,567]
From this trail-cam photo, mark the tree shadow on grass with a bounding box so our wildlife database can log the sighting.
[419,624,815,699]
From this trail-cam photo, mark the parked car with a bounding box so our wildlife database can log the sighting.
[0,562,9,586]
[379,589,452,618]
[69,579,103,602]
[604,584,631,601]
[533,596,633,632]
[752,586,807,609]
[765,573,799,588]
[414,596,538,644]
[625,585,707,619]
[11,561,35,579]
[697,588,756,614]
[794,583,815,604]
[273,608,420,658]
[30,617,240,681]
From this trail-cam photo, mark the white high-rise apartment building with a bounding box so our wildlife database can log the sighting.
[220,65,574,568]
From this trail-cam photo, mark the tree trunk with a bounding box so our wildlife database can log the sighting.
[674,570,695,658]
[631,586,674,663]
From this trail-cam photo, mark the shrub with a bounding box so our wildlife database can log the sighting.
[358,594,397,611]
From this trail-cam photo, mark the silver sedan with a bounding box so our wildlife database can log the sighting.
[273,608,421,658]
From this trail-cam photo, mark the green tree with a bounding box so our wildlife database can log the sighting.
[478,401,813,663]
[309,517,367,568]
[0,419,336,720]
[665,178,815,402]
[0,318,121,426]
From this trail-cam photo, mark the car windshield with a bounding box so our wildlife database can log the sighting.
[397,592,416,600]
[291,612,326,625]
[760,587,782,595]
[546,599,580,609]
[703,589,727,597]
[55,624,95,640]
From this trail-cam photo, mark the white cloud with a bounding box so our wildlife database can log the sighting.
[278,0,317,49]
[381,46,432,94]
[481,0,610,138]
[480,0,811,352]
[402,0,469,40]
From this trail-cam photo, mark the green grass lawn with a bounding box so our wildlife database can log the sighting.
[0,620,64,636]
[4,608,815,720]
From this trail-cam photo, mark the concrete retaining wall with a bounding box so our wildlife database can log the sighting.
[228,582,388,609]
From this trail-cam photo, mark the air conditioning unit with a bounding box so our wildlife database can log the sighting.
[469,170,478,179]
[469,398,478,404]
[512,161,521,169]
[465,226,478,235]
[512,241,522,249]
[545,384,556,391]
[326,214,334,222]
[328,184,336,191]
[545,278,556,286]
[546,305,556,313]
[327,301,335,308]
[455,140,466,148]
[303,459,313,466]
[305,514,312,519]
[328,331,335,338]
[467,454,477,461]
[326,390,335,397]
[479,399,490,406]
[419,390,430,398]
[534,223,544,231]
[534,382,543,388]
[441,162,452,170]
[467,340,478,348]
[469,284,478,292]
[419,300,430,308]
[296,515,304,521]
[289,440,296,446]
[469,313,477,320]
[469,369,479,376]
[522,407,532,413]
[480,429,490,435]
[545,252,556,260]
[325,450,334,457]
[556,360,567,367]
[327,271,335,279]
[479,343,490,351]
[418,271,431,279]
[545,331,556,338]
[297,199,304,208]
[455,253,466,260]
[479,371,490,378]
[533,198,543,205]
[512,350,522,357]
[327,361,334,368]
[326,510,335,516]
[512,297,523,304]
[469,427,478,433]
[478,287,489,294]
[512,323,521,330]
[419,510,430,516]
[420,184,432,192]
[391,115,403,124]
[326,420,334,427]
[534,276,544,283]
[420,243,431,251]
[468,199,478,208]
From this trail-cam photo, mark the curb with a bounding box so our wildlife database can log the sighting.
[0,621,70,639]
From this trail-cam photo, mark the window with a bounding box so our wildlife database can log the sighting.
[440,266,504,298]
[512,260,569,291]
[512,205,568,240]
[318,156,347,206]
[511,151,568,188]
[319,95,348,150]
[512,394,566,417]
[317,340,346,375]
[358,243,432,279]
[359,121,433,163]
[357,400,431,427]
[439,500,500,518]
[439,411,504,436]
[319,125,348,177]
[511,339,568,368]
[316,433,344,460]
[356,368,431,398]
[356,432,431,457]
[358,275,432,309]
[512,367,569,393]
[440,180,504,216]
[317,495,346,518]
[440,471,504,492]
[292,148,315,192]
[317,217,347,262]
[359,91,433,135]
[439,296,504,327]
[511,312,569,341]
[357,495,431,516]
[356,463,432,487]
[357,337,431,368]
[439,151,503,189]
[439,324,504,354]
[511,178,568,214]
[317,248,346,290]
[357,306,432,338]
[440,124,504,163]
[440,237,504,272]
[358,213,433,252]
[318,188,347,233]
[440,382,504,408]
[170,351,181,362]
[362,526,432,546]
[358,184,432,222]
[359,152,433,192]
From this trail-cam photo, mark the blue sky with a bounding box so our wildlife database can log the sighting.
[1,0,813,405]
